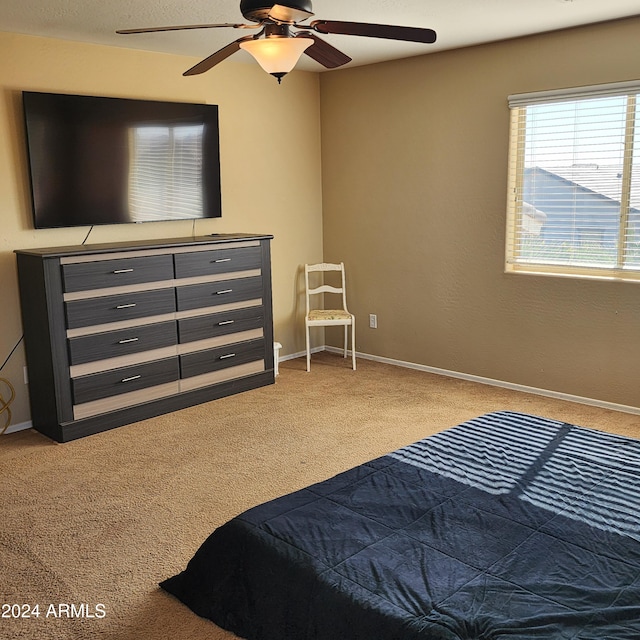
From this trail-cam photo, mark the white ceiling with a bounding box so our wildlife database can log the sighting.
[2,0,639,73]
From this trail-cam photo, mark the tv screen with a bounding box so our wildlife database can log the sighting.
[22,91,222,228]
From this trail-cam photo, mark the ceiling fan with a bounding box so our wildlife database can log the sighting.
[117,0,437,83]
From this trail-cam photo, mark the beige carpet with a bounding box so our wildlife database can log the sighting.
[1,352,639,640]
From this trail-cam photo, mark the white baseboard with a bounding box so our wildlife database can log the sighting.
[2,420,32,435]
[324,346,640,416]
[279,346,325,363]
[6,346,637,435]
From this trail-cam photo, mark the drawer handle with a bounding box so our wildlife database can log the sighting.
[118,337,139,344]
[113,268,134,274]
[121,375,141,383]
[218,320,235,326]
[116,303,137,309]
[216,289,233,295]
[214,258,232,263]
[219,353,236,360]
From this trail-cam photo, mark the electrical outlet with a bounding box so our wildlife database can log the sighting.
[369,314,378,329]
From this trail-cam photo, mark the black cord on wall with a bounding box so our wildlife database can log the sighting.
[0,335,23,371]
[81,226,94,245]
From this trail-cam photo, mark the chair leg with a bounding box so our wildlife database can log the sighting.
[351,317,356,370]
[305,324,311,372]
[343,325,348,358]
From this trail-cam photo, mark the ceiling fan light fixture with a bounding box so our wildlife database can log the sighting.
[240,36,313,83]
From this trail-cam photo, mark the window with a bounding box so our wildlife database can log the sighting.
[505,81,640,281]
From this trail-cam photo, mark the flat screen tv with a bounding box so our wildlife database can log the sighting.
[22,91,222,229]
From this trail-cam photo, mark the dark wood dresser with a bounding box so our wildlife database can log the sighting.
[15,234,274,442]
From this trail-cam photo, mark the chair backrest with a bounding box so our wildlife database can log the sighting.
[305,263,349,315]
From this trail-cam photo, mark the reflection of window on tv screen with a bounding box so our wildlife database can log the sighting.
[22,91,222,228]
[128,124,205,222]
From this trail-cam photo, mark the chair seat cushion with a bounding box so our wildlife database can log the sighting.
[308,310,352,321]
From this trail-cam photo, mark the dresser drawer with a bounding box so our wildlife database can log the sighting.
[176,276,262,312]
[178,308,264,344]
[62,254,174,293]
[174,246,261,279]
[65,288,176,330]
[68,321,177,366]
[180,338,265,379]
[72,357,179,405]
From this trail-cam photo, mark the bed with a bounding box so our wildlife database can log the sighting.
[161,411,640,639]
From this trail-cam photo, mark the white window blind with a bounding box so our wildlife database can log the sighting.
[505,81,640,281]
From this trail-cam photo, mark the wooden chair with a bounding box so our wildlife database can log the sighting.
[305,263,356,372]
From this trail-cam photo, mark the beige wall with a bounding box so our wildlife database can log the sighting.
[319,17,640,409]
[0,31,324,426]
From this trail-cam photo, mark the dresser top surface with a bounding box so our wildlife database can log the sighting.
[15,233,273,259]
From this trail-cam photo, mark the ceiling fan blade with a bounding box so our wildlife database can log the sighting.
[183,36,254,76]
[268,4,314,23]
[117,23,256,35]
[296,32,351,69]
[310,20,437,44]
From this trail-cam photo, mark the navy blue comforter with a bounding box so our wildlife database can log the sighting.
[161,411,640,639]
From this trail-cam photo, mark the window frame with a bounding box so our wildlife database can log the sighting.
[505,80,640,282]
